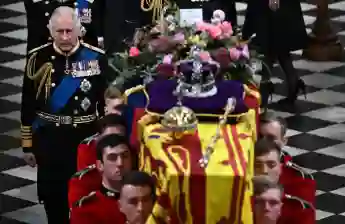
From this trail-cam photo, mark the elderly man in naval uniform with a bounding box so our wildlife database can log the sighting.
[21,6,109,223]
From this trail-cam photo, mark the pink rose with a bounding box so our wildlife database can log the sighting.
[219,21,233,38]
[162,54,173,64]
[207,25,222,39]
[239,45,250,59]
[198,51,211,62]
[173,33,185,44]
[229,48,241,61]
[196,21,210,32]
[129,47,140,57]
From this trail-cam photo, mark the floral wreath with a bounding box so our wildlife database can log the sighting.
[108,7,262,92]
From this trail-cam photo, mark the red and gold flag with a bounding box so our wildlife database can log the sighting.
[140,109,257,224]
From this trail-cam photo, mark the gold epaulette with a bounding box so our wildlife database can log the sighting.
[80,133,99,145]
[285,161,314,180]
[80,42,105,54]
[72,164,97,180]
[28,43,52,55]
[21,125,32,148]
[285,194,314,210]
[123,85,146,104]
[73,191,97,208]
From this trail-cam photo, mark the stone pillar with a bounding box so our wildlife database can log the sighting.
[302,0,344,61]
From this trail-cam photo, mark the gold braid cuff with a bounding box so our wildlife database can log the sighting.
[26,52,53,101]
[21,125,32,148]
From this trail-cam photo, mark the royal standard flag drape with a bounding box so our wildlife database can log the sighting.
[139,109,257,224]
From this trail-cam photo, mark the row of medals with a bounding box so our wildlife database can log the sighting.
[64,61,93,112]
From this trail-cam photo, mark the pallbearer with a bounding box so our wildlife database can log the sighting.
[24,0,105,52]
[21,7,108,223]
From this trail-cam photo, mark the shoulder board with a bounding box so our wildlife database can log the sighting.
[73,191,97,208]
[80,133,99,145]
[81,42,105,54]
[285,161,314,180]
[123,85,145,104]
[285,194,314,210]
[28,43,52,55]
[72,164,97,179]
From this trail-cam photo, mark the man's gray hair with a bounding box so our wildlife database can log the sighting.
[47,6,81,32]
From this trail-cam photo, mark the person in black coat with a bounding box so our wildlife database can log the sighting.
[104,0,238,54]
[242,0,308,106]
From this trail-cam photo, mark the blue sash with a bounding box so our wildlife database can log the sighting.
[33,47,99,130]
[49,48,98,113]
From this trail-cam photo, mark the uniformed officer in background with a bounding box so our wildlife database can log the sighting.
[21,6,109,223]
[104,0,237,53]
[24,0,105,52]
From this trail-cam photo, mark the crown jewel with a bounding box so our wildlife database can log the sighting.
[176,49,219,98]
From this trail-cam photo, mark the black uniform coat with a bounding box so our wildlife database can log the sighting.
[24,0,105,52]
[242,0,308,55]
[21,42,108,202]
[104,0,237,54]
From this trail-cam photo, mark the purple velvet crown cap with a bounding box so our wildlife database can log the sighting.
[146,80,249,115]
[177,61,219,77]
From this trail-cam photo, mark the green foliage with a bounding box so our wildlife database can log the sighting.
[107,7,262,91]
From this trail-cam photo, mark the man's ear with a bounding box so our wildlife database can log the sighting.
[78,25,85,37]
[96,159,104,172]
[47,23,54,38]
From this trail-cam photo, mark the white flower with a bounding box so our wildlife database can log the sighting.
[211,10,225,25]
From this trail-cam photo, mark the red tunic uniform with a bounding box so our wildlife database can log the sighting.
[278,194,315,224]
[68,164,102,208]
[280,161,316,205]
[70,188,126,224]
[77,134,99,171]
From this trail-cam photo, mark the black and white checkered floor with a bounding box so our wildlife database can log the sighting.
[1,0,345,223]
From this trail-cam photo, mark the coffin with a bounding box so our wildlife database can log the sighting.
[124,79,260,223]
[139,109,257,224]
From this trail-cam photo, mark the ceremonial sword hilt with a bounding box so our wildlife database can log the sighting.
[199,97,237,168]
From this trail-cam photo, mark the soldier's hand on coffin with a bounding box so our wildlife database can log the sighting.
[269,0,280,11]
[23,152,37,167]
